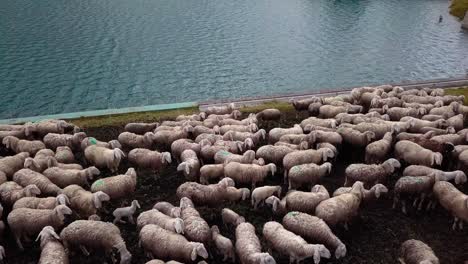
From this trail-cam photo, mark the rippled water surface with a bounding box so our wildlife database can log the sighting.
[1,0,468,118]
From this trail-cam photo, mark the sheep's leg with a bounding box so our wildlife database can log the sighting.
[398,257,406,264]
[80,245,90,256]
[459,220,464,230]
[128,215,135,224]
[417,193,426,211]
[412,197,419,208]
[452,217,459,230]
[343,222,349,231]
[426,200,433,211]
[222,253,228,262]
[283,170,288,184]
[392,196,398,209]
[113,215,121,224]
[289,256,295,264]
[14,233,24,251]
[401,200,407,215]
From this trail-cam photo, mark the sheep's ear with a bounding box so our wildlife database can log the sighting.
[163,152,171,164]
[191,247,198,261]
[313,248,321,264]
[242,189,250,200]
[177,162,186,173]
[272,199,278,212]
[174,218,184,234]
[320,245,331,259]
[35,230,43,242]
[2,137,9,149]
[236,142,243,153]
[185,164,191,175]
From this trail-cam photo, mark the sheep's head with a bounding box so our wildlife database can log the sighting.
[239,188,250,200]
[24,184,41,197]
[108,140,122,149]
[451,101,460,113]
[180,197,194,209]
[46,156,59,168]
[265,196,280,212]
[54,205,72,222]
[249,123,258,133]
[243,150,256,163]
[143,132,156,145]
[35,226,60,246]
[311,244,331,264]
[177,162,191,176]
[24,157,40,171]
[174,218,185,234]
[213,125,220,134]
[171,207,181,218]
[73,132,87,145]
[320,148,335,162]
[335,244,347,259]
[132,200,141,209]
[2,136,14,149]
[455,171,467,185]
[211,225,220,236]
[322,162,332,174]
[112,148,126,162]
[199,139,211,148]
[92,191,110,209]
[198,112,207,120]
[254,158,265,166]
[299,141,309,150]
[56,194,69,205]
[88,214,101,221]
[125,168,137,178]
[86,167,100,180]
[431,153,443,166]
[268,163,277,176]
[160,152,172,165]
[442,142,455,153]
[219,177,235,188]
[255,253,276,264]
[364,131,375,143]
[116,244,132,264]
[189,243,208,261]
[311,184,326,193]
[230,110,240,119]
[350,181,365,198]
[370,98,380,108]
[371,184,388,199]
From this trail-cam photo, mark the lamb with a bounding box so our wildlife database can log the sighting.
[177,149,200,181]
[393,175,435,214]
[54,146,75,164]
[118,131,156,149]
[344,158,401,187]
[365,132,393,164]
[263,221,330,264]
[224,162,277,188]
[268,124,303,143]
[199,164,225,184]
[214,149,255,164]
[256,145,295,165]
[137,209,185,234]
[223,129,266,146]
[124,122,159,134]
[336,127,375,147]
[36,226,69,264]
[333,183,388,203]
[60,220,131,264]
[91,168,137,199]
[112,200,140,224]
[62,185,110,218]
[43,166,100,188]
[139,224,208,263]
[171,139,202,161]
[3,136,45,156]
[43,132,87,151]
[153,126,193,147]
[395,140,443,167]
[211,225,235,262]
[0,152,29,177]
[219,124,258,135]
[153,201,181,218]
[282,212,346,259]
[288,163,332,190]
[204,103,236,115]
[0,182,40,206]
[235,222,276,264]
[256,108,281,120]
[128,148,171,175]
[251,185,282,209]
[7,205,72,250]
[402,165,467,185]
[266,185,330,215]
[179,197,211,244]
[283,148,334,178]
[13,169,62,195]
[84,145,125,173]
[315,181,365,229]
[176,178,234,205]
[400,239,440,264]
[13,194,69,210]
[81,137,122,150]
[396,131,434,141]
[433,181,468,230]
[221,208,245,226]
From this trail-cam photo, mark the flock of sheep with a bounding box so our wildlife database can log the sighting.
[0,85,466,264]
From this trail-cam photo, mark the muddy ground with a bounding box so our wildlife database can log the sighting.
[2,110,468,264]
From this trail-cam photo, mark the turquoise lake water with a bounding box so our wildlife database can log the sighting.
[1,0,468,118]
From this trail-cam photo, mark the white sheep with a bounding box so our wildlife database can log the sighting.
[214,149,255,164]
[171,139,202,161]
[211,225,235,262]
[36,226,69,264]
[0,182,41,206]
[54,146,75,164]
[2,136,45,156]
[365,131,393,164]
[137,209,185,234]
[60,220,132,264]
[195,133,223,144]
[113,200,141,224]
[344,158,401,187]
[0,152,30,177]
[206,109,241,120]
[176,178,235,205]
[309,130,342,146]
[403,165,467,185]
[43,132,87,151]
[62,185,110,218]
[42,166,100,188]
[23,150,57,173]
[393,175,435,214]
[433,181,468,230]
[118,132,155,149]
[139,224,208,263]
[256,108,281,120]
[124,122,159,134]
[84,145,125,173]
[268,124,303,143]
[153,126,193,147]
[336,127,375,147]
[395,140,443,167]
[91,168,137,199]
[24,120,70,137]
[282,212,347,259]
[235,222,276,264]
[262,221,330,264]
[176,113,206,121]
[13,168,62,196]
[153,201,181,218]
[7,205,72,250]
[256,145,295,165]
[219,124,258,135]
[251,185,281,209]
[80,137,122,151]
[221,208,245,227]
[266,185,330,215]
[224,162,277,188]
[179,197,211,244]
[177,149,200,181]
[283,148,335,179]
[288,163,332,190]
[315,181,365,229]
[300,117,337,130]
[199,164,224,184]
[333,184,388,203]
[13,193,69,210]
[128,148,171,175]
[399,239,440,264]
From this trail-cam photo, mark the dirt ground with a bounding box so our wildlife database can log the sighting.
[2,110,468,264]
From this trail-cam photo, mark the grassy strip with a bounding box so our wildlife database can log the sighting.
[445,86,468,104]
[450,0,468,19]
